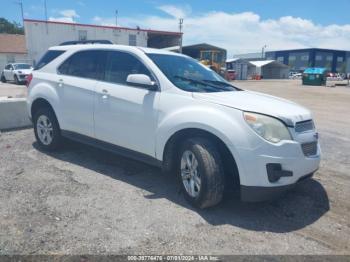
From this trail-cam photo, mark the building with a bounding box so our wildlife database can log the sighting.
[24,19,182,64]
[181,43,227,64]
[226,58,249,80]
[0,34,30,71]
[226,59,289,80]
[265,48,350,73]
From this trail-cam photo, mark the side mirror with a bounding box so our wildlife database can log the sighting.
[126,74,158,90]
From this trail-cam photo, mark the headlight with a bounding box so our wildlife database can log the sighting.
[243,112,292,143]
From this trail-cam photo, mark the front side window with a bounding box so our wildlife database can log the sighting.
[58,50,106,80]
[104,51,152,85]
[148,53,238,93]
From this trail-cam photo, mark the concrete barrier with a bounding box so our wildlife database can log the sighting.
[0,97,32,130]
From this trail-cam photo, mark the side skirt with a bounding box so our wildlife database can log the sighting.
[61,130,162,168]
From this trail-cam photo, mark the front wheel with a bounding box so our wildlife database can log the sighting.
[178,138,225,209]
[33,107,62,151]
[14,75,19,84]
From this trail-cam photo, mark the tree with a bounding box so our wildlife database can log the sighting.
[0,18,24,34]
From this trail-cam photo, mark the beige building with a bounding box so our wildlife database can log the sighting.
[0,34,30,71]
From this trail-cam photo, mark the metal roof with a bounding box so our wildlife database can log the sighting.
[248,60,289,68]
[24,19,182,36]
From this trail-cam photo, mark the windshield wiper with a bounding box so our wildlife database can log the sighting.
[173,75,231,91]
[203,80,241,91]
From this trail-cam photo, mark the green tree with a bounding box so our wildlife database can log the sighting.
[0,17,24,34]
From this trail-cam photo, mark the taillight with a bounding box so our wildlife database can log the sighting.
[26,73,33,88]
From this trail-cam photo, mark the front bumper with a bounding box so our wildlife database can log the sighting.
[241,172,315,202]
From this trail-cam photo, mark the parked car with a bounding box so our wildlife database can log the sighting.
[27,44,321,208]
[1,63,33,84]
[326,72,343,81]
[289,72,302,80]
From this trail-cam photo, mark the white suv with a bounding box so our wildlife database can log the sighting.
[1,63,33,84]
[27,44,321,208]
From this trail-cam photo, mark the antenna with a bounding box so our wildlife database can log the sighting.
[115,10,118,26]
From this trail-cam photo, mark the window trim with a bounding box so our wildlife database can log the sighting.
[56,49,107,81]
[56,49,160,91]
[103,50,159,90]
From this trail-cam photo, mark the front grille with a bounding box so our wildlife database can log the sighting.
[301,141,318,157]
[295,120,314,133]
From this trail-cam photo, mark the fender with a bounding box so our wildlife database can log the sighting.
[155,103,251,163]
[27,76,61,124]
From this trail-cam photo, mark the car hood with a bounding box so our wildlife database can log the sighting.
[14,69,32,74]
[192,90,312,126]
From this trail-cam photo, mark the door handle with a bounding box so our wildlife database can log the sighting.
[101,89,109,99]
[58,79,64,87]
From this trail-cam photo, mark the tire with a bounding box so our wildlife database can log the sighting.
[14,75,19,85]
[1,74,6,83]
[33,107,62,151]
[178,137,225,209]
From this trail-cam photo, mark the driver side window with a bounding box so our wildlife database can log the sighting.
[105,51,153,86]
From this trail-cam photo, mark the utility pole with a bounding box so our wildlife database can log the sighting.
[261,45,267,59]
[44,0,48,34]
[115,10,118,26]
[14,1,24,26]
[179,18,184,53]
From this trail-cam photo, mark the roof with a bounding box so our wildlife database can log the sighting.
[0,34,27,54]
[182,43,226,52]
[226,58,249,63]
[248,60,289,68]
[303,68,327,74]
[49,44,187,57]
[266,47,350,53]
[24,19,182,36]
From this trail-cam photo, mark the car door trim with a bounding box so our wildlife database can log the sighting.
[61,130,162,168]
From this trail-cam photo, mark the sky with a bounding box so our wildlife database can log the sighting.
[2,0,350,56]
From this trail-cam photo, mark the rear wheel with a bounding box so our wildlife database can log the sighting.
[33,107,62,151]
[1,74,6,83]
[178,138,225,209]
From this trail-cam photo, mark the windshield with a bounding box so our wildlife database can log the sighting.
[147,53,238,93]
[14,64,31,70]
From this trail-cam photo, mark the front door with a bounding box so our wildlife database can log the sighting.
[94,51,160,157]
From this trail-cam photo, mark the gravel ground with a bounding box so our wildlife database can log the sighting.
[0,80,349,255]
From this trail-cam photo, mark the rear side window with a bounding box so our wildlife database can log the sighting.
[58,50,106,80]
[105,51,153,85]
[34,50,65,70]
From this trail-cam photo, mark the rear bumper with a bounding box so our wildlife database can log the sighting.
[240,172,315,202]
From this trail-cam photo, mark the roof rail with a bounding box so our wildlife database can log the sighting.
[59,40,113,46]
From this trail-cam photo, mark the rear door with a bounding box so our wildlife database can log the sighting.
[57,50,106,137]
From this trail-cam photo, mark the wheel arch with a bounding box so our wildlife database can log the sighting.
[31,98,59,126]
[162,128,241,188]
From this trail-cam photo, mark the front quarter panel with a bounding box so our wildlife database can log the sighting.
[155,91,265,181]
